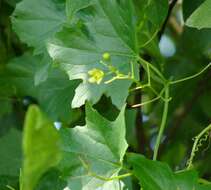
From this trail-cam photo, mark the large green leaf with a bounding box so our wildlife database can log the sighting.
[12,0,66,54]
[128,153,206,190]
[0,53,39,97]
[0,53,80,123]
[0,128,22,176]
[182,0,205,20]
[48,0,139,109]
[174,170,198,190]
[37,69,81,123]
[128,153,177,190]
[197,184,211,190]
[66,0,93,20]
[35,169,66,190]
[22,105,61,190]
[186,0,211,29]
[133,0,168,47]
[59,103,128,190]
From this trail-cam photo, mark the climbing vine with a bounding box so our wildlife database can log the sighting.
[0,0,211,190]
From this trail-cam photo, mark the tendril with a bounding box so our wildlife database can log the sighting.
[187,124,211,170]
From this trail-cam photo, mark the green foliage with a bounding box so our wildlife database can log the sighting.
[22,105,61,190]
[0,0,211,189]
[47,0,139,108]
[186,0,211,29]
[0,129,22,176]
[59,103,128,189]
[11,0,66,54]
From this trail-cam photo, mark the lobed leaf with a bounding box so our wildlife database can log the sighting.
[59,103,128,190]
[48,0,139,109]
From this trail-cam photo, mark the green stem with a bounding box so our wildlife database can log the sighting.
[198,178,211,185]
[89,172,133,181]
[6,186,16,190]
[170,63,211,85]
[138,57,166,83]
[153,84,170,160]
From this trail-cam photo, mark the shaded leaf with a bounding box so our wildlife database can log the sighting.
[0,53,80,123]
[0,128,22,176]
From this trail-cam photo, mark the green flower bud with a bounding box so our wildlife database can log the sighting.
[102,52,111,61]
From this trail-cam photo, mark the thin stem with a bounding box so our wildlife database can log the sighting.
[104,75,130,84]
[149,86,168,102]
[170,63,211,85]
[89,172,133,182]
[187,124,211,170]
[153,84,170,160]
[198,178,211,185]
[132,96,160,108]
[78,156,132,182]
[130,61,151,91]
[138,57,166,83]
[6,186,15,190]
[132,87,166,108]
[158,0,178,39]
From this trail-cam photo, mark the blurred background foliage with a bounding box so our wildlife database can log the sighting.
[0,0,211,189]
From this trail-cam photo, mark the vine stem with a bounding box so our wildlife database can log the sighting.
[89,172,133,181]
[153,84,170,160]
[170,63,211,85]
[187,124,211,170]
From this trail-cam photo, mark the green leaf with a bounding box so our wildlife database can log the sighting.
[174,170,198,190]
[0,176,19,190]
[22,105,61,190]
[35,169,66,190]
[0,53,39,97]
[127,153,177,190]
[128,154,205,189]
[0,129,22,176]
[59,103,128,190]
[34,54,51,86]
[48,0,139,109]
[0,53,80,123]
[12,0,66,54]
[0,99,12,116]
[197,184,211,190]
[186,0,211,29]
[66,0,93,20]
[37,69,81,123]
[182,0,205,20]
[134,0,168,47]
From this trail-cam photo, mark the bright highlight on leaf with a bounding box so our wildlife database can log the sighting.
[22,105,61,190]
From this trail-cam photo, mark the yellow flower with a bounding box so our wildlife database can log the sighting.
[88,68,105,84]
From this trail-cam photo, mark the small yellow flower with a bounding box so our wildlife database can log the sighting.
[102,52,111,61]
[88,68,105,84]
